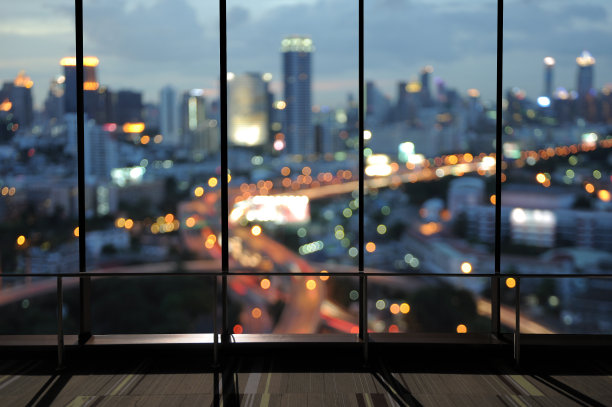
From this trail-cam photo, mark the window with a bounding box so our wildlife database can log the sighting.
[0,0,610,339]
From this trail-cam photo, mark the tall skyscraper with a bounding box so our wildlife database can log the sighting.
[543,56,555,98]
[420,65,434,107]
[60,56,99,118]
[228,73,269,147]
[576,50,595,97]
[160,86,179,145]
[282,35,313,155]
[5,71,34,128]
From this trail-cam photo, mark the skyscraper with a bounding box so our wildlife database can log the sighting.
[60,56,99,118]
[160,86,179,145]
[543,56,555,98]
[576,50,595,97]
[420,65,434,107]
[282,35,313,155]
[6,71,34,128]
[228,72,269,147]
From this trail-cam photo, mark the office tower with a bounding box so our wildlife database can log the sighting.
[228,73,269,147]
[576,50,595,97]
[543,57,555,98]
[61,56,99,118]
[282,35,313,155]
[114,90,142,124]
[180,89,217,157]
[160,86,179,145]
[84,120,118,184]
[44,76,65,120]
[420,65,434,107]
[3,71,34,128]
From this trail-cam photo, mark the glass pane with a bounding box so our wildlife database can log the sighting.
[0,1,79,333]
[501,277,612,334]
[91,275,215,334]
[226,1,358,334]
[364,1,498,331]
[228,275,358,334]
[82,0,220,332]
[368,276,491,334]
[502,1,612,334]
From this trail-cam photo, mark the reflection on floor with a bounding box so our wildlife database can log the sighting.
[1,346,611,406]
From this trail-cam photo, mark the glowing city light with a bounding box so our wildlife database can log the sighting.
[456,324,467,334]
[251,225,262,236]
[543,56,556,66]
[185,217,196,228]
[208,177,218,188]
[319,270,329,281]
[194,187,204,197]
[122,122,145,133]
[537,96,551,107]
[506,278,516,289]
[251,308,262,319]
[60,56,99,67]
[16,235,26,246]
[390,304,400,315]
[306,280,317,290]
[260,278,271,290]
[576,50,595,67]
[73,227,79,237]
[598,190,611,202]
[461,262,472,274]
[400,303,410,314]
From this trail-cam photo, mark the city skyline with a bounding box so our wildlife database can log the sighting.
[2,0,612,108]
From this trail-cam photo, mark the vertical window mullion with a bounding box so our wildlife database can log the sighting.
[493,0,504,336]
[219,0,229,339]
[75,0,91,343]
[358,0,365,340]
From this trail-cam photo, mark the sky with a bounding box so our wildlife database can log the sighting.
[1,0,611,109]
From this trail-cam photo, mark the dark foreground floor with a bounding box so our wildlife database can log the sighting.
[0,344,611,406]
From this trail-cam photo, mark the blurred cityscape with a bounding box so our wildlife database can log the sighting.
[1,32,611,336]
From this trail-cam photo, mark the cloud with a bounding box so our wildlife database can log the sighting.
[83,0,208,63]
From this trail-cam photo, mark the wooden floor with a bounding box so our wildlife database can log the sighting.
[1,348,611,406]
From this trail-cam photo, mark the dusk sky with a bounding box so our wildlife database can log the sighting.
[2,0,611,109]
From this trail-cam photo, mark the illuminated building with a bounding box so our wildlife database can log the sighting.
[543,56,555,98]
[84,120,118,184]
[228,73,269,147]
[0,71,34,128]
[160,86,179,145]
[44,76,65,120]
[576,50,595,97]
[282,35,313,155]
[179,89,218,158]
[61,56,99,117]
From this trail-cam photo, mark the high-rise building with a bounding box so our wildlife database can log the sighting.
[61,56,100,119]
[160,86,179,146]
[114,90,142,124]
[543,56,555,98]
[576,50,595,97]
[420,65,434,107]
[84,120,118,184]
[44,76,65,120]
[282,35,313,155]
[228,73,269,147]
[2,71,34,128]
